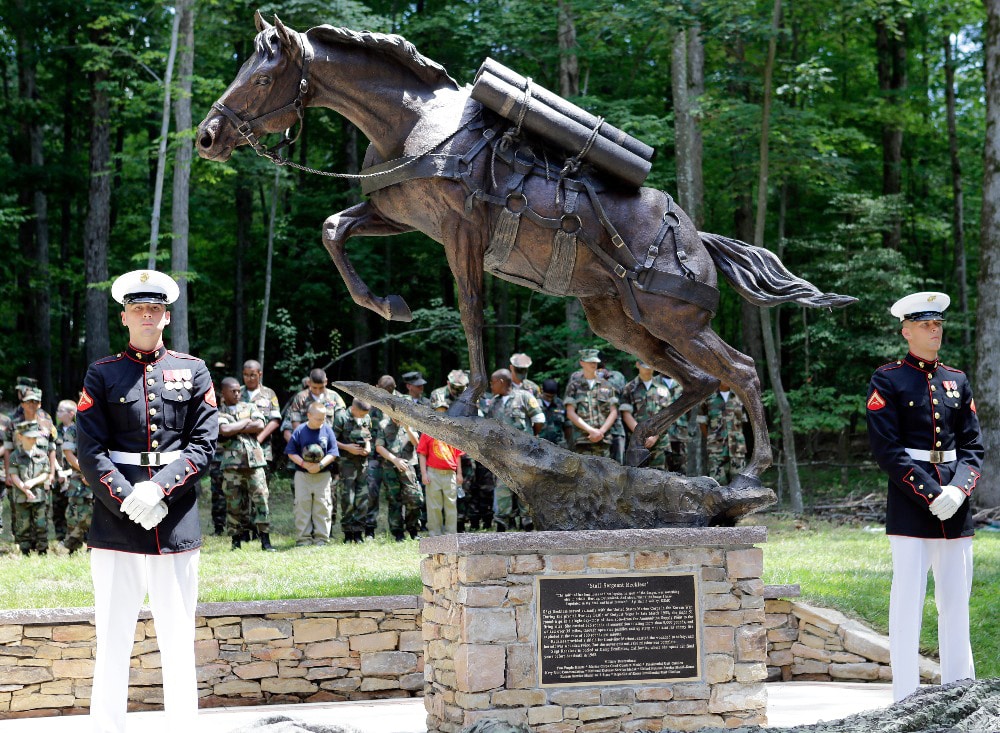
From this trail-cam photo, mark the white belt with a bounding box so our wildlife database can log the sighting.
[905,448,956,464]
[109,450,182,467]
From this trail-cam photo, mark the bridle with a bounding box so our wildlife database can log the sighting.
[209,28,472,181]
[212,30,314,166]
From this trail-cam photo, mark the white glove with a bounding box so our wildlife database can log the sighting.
[121,481,165,520]
[135,500,169,530]
[929,485,966,520]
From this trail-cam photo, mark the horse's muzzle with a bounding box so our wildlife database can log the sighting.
[195,115,233,161]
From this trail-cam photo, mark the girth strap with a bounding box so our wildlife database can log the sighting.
[636,269,720,315]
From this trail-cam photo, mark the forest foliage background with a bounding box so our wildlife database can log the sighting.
[0,0,994,503]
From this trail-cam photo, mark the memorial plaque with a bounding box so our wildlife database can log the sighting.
[536,572,700,686]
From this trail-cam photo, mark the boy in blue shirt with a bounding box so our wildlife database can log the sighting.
[285,402,340,545]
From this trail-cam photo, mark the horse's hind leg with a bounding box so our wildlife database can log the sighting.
[634,293,773,485]
[578,295,719,467]
[322,202,415,321]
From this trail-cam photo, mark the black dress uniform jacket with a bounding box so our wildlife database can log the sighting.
[77,344,218,554]
[867,352,983,539]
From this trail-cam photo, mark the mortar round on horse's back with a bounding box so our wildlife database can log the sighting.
[196,13,856,487]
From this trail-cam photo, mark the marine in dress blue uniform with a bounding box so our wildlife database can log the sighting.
[77,270,217,733]
[866,291,981,702]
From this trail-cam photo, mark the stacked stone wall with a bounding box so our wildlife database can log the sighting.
[763,596,939,685]
[0,596,422,720]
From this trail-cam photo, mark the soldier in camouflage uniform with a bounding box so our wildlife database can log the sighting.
[0,409,11,538]
[509,353,542,398]
[53,401,92,554]
[282,368,347,440]
[564,349,619,458]
[362,376,397,539]
[429,369,469,410]
[375,412,422,541]
[538,379,570,446]
[700,385,748,484]
[9,421,51,555]
[240,360,282,472]
[486,369,545,530]
[620,361,687,471]
[600,363,627,464]
[4,387,57,488]
[334,398,373,543]
[218,378,274,551]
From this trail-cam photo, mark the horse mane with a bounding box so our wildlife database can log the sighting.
[304,25,459,91]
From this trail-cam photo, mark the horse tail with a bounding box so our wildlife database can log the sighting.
[699,232,857,309]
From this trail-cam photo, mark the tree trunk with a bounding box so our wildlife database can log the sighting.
[15,3,53,406]
[234,180,251,372]
[557,0,578,99]
[975,0,1000,509]
[876,17,906,251]
[148,8,181,268]
[754,0,801,512]
[687,14,705,229]
[673,29,693,215]
[60,24,78,396]
[170,0,194,353]
[558,0,589,355]
[673,10,705,228]
[258,167,280,368]
[83,52,112,363]
[944,35,970,359]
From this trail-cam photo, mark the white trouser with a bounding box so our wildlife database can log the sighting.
[888,535,974,702]
[89,548,200,733]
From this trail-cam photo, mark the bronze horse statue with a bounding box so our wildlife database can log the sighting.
[196,14,855,489]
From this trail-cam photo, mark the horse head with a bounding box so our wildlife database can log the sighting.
[197,12,309,162]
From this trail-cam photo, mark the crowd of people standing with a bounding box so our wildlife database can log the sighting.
[0,349,749,555]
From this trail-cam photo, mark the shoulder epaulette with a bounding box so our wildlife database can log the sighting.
[875,359,904,373]
[167,350,199,361]
[93,354,126,366]
[939,363,965,374]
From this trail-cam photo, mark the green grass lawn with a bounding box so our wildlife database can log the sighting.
[1,476,997,677]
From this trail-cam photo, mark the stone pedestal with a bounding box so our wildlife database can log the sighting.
[420,528,768,733]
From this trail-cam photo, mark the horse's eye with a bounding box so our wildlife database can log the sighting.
[253,75,271,87]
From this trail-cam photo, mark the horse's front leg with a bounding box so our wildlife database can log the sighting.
[322,202,415,322]
[441,216,488,417]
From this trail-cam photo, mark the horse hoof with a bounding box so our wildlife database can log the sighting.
[726,473,763,491]
[386,294,413,322]
[625,446,651,467]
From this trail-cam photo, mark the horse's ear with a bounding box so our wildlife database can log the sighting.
[273,15,296,49]
[254,10,271,33]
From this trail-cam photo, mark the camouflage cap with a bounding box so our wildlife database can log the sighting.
[21,387,42,402]
[636,360,652,370]
[509,353,533,369]
[401,370,427,386]
[447,369,470,387]
[302,443,324,463]
[578,348,601,363]
[430,393,450,410]
[16,420,42,438]
[15,376,38,391]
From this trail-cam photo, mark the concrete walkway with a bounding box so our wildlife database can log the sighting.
[0,682,895,732]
